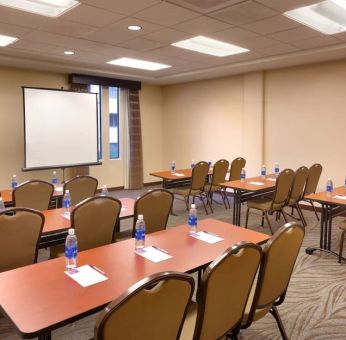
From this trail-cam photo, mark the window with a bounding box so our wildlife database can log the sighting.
[89,84,102,160]
[109,87,119,159]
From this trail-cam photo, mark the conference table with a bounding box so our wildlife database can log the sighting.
[39,197,135,248]
[0,218,269,340]
[220,175,276,225]
[305,186,346,260]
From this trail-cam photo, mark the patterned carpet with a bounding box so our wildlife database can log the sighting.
[1,187,346,339]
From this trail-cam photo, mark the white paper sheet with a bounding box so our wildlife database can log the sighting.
[65,265,108,287]
[333,195,346,200]
[135,246,172,263]
[266,178,276,182]
[55,186,63,192]
[121,207,126,211]
[173,173,185,177]
[249,181,265,186]
[61,213,71,220]
[190,231,224,244]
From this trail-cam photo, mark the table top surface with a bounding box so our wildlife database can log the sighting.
[220,175,277,192]
[150,168,213,180]
[305,186,346,206]
[42,197,135,234]
[0,218,269,338]
[1,187,64,204]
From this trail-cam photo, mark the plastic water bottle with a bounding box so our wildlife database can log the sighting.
[135,214,146,250]
[63,189,71,215]
[101,185,108,196]
[191,160,195,169]
[261,165,266,177]
[171,161,176,174]
[0,197,5,212]
[208,160,212,168]
[11,174,17,189]
[326,178,333,194]
[188,204,197,234]
[240,168,246,182]
[65,228,78,271]
[344,176,346,186]
[51,171,58,185]
[274,163,280,177]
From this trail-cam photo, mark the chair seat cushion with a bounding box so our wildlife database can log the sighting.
[172,187,201,196]
[340,220,346,231]
[204,184,221,193]
[180,301,198,340]
[247,198,272,211]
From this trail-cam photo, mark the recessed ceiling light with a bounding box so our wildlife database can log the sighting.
[284,0,346,34]
[64,51,75,55]
[0,34,18,47]
[107,57,171,71]
[171,36,249,57]
[128,25,142,31]
[0,0,80,17]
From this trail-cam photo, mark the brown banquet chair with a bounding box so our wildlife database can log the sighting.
[338,220,346,263]
[0,207,44,272]
[13,180,54,211]
[94,271,194,340]
[63,175,98,206]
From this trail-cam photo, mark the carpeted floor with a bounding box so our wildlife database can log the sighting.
[1,186,346,339]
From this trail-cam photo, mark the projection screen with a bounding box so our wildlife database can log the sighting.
[23,87,100,170]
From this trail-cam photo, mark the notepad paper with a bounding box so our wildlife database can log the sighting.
[249,181,265,186]
[334,195,346,200]
[55,186,63,192]
[173,173,185,177]
[190,231,224,244]
[61,213,71,220]
[266,178,276,182]
[135,246,172,263]
[121,207,126,211]
[65,265,108,287]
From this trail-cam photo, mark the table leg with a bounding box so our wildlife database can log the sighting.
[39,332,51,340]
[232,190,242,226]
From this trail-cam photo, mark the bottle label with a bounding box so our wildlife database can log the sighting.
[65,245,77,259]
[188,215,197,227]
[171,165,176,173]
[326,185,333,193]
[261,169,266,176]
[275,167,279,173]
[11,181,17,189]
[52,178,58,184]
[63,199,71,208]
[135,229,145,241]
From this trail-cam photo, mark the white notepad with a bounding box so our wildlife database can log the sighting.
[135,246,172,263]
[190,231,224,244]
[61,213,71,220]
[65,265,108,287]
[173,173,185,177]
[55,186,63,192]
[121,207,126,211]
[249,181,265,186]
[266,178,276,182]
[333,195,346,200]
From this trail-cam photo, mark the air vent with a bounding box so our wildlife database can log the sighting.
[165,0,245,13]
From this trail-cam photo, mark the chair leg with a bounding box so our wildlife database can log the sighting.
[309,200,320,221]
[224,191,231,208]
[207,193,214,214]
[245,207,250,228]
[184,196,190,210]
[200,195,208,215]
[339,230,346,263]
[261,212,265,227]
[270,306,288,340]
[296,204,307,227]
[291,206,294,215]
[220,190,228,209]
[264,212,274,235]
[281,209,288,223]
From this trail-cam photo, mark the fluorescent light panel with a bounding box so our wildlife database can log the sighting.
[0,0,80,17]
[171,36,249,57]
[0,34,18,47]
[107,58,171,71]
[284,0,346,34]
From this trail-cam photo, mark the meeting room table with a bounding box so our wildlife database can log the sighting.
[305,186,346,260]
[220,175,277,225]
[0,218,269,340]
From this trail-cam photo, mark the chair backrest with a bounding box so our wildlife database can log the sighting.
[211,159,229,186]
[244,222,304,328]
[132,189,173,237]
[229,157,246,181]
[193,242,262,340]
[72,196,121,251]
[63,175,98,206]
[304,163,322,195]
[271,169,295,209]
[288,166,309,203]
[94,271,194,340]
[0,208,44,272]
[13,180,54,211]
[191,161,209,191]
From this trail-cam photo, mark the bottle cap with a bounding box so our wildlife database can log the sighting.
[68,228,75,235]
[102,184,107,188]
[65,189,70,193]
[0,197,3,202]
[262,164,265,167]
[191,204,196,209]
[327,177,332,181]
[12,174,16,177]
[138,214,144,220]
[53,171,56,175]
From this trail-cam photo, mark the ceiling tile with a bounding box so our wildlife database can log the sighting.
[267,26,321,43]
[22,31,78,47]
[148,45,188,57]
[242,15,300,35]
[0,22,31,38]
[134,2,199,26]
[290,36,341,49]
[209,0,277,25]
[83,17,162,45]
[143,28,192,44]
[171,16,230,34]
[210,27,259,44]
[9,39,58,53]
[255,42,301,56]
[81,0,161,15]
[236,35,279,50]
[255,0,319,13]
[118,37,165,51]
[61,4,124,28]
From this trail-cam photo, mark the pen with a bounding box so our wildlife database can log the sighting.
[90,265,106,275]
[203,230,219,237]
[152,246,170,255]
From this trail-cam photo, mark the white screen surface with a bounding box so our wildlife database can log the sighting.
[24,87,99,169]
